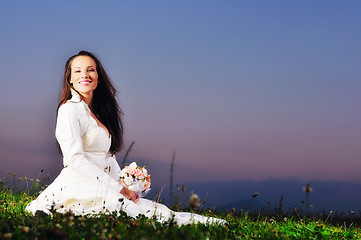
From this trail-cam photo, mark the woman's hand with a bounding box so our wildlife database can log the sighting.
[120,187,139,203]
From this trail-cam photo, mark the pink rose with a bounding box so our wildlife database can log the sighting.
[128,168,135,175]
[134,168,144,178]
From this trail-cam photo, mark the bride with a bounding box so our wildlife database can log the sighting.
[25,51,225,226]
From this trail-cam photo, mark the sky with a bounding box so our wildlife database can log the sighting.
[0,1,360,186]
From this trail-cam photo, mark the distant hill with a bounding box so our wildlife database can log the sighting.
[148,178,361,214]
[117,158,361,214]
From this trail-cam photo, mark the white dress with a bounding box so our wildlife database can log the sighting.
[25,90,226,226]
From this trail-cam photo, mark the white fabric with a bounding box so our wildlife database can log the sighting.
[25,90,226,225]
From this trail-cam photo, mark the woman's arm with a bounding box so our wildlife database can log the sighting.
[105,155,121,181]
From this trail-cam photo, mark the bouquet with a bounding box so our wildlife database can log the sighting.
[119,162,151,197]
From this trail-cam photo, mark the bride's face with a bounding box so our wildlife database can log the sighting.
[70,56,98,98]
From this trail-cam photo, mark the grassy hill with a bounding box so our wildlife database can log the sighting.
[1,174,361,239]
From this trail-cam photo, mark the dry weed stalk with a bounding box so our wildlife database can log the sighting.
[169,151,176,200]
[120,141,135,168]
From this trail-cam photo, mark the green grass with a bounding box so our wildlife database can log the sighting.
[1,174,361,239]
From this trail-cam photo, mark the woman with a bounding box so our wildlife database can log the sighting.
[25,51,225,225]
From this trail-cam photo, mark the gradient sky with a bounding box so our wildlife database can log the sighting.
[1,1,360,184]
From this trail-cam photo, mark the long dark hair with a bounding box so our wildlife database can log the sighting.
[58,50,124,154]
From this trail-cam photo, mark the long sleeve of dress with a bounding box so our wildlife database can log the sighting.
[55,103,123,193]
[105,155,122,181]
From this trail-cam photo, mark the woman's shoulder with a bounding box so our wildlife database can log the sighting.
[57,101,90,121]
[59,100,89,112]
[58,101,78,116]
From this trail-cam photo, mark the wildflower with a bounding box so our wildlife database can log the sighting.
[303,183,312,193]
[325,210,333,223]
[21,226,30,233]
[188,193,200,209]
[4,233,12,238]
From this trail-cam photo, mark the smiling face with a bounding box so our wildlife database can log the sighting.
[69,56,98,100]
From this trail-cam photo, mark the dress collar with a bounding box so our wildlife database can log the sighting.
[68,88,91,112]
[68,88,82,103]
